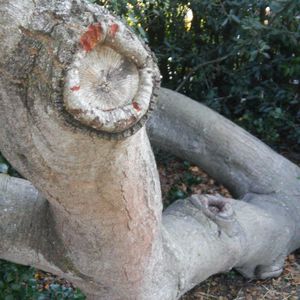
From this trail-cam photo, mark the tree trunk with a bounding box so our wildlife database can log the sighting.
[0,0,163,298]
[0,1,300,299]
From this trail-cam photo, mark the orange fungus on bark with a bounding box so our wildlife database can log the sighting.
[80,23,102,52]
[110,23,119,38]
[70,86,80,91]
[132,101,141,112]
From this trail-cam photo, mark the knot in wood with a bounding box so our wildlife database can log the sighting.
[64,20,160,136]
[190,194,241,237]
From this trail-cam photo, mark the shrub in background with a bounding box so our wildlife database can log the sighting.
[0,260,85,299]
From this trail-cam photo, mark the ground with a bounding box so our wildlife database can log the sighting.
[181,252,300,300]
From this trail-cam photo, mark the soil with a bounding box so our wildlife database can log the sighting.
[180,253,300,300]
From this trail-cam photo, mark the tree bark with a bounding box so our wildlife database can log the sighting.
[0,0,163,298]
[147,88,300,283]
[148,88,300,199]
[0,1,300,299]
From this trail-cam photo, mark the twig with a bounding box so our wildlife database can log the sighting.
[233,288,244,300]
[195,291,219,299]
[175,53,232,92]
[269,0,294,25]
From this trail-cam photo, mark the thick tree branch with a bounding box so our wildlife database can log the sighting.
[1,175,299,300]
[0,175,119,295]
[146,88,300,297]
[162,192,300,298]
[148,88,300,198]
[0,175,60,273]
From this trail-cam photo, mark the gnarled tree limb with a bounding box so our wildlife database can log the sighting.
[0,175,127,296]
[0,1,299,299]
[1,88,299,299]
[148,88,300,199]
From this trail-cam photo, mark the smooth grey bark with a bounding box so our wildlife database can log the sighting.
[148,88,300,199]
[0,0,300,299]
[0,175,83,285]
[147,88,300,283]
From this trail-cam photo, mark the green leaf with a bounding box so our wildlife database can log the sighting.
[50,283,61,291]
[4,273,14,283]
[262,52,270,59]
[0,163,8,174]
[28,278,37,284]
[37,296,48,300]
[221,18,229,27]
[74,288,86,299]
[10,283,21,291]
[230,14,240,24]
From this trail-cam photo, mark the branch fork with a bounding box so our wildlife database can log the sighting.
[190,194,241,237]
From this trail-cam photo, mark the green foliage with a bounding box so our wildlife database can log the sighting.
[182,172,203,186]
[167,186,188,203]
[96,0,300,150]
[166,161,203,205]
[167,171,202,203]
[226,270,239,279]
[0,260,86,299]
[0,153,20,177]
